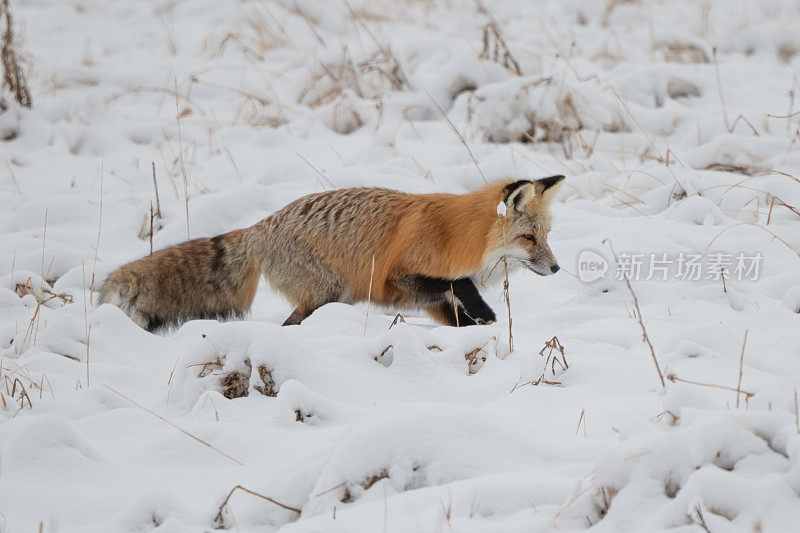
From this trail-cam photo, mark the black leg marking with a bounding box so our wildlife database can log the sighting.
[408,275,495,325]
[281,293,341,326]
[282,308,311,326]
[146,315,166,332]
[451,278,496,325]
[436,299,477,327]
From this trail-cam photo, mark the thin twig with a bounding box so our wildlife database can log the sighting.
[450,282,459,327]
[667,373,754,400]
[174,77,190,240]
[149,202,154,255]
[736,329,748,408]
[604,239,665,390]
[421,85,487,183]
[151,162,161,217]
[90,161,103,304]
[297,152,335,189]
[104,385,243,465]
[364,254,375,335]
[712,48,730,132]
[215,484,301,528]
[85,324,91,388]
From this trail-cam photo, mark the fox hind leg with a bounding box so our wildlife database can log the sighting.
[281,291,343,326]
[282,308,311,326]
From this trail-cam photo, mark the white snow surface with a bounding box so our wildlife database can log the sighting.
[2,0,800,531]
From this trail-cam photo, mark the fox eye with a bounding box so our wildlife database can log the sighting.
[521,233,536,243]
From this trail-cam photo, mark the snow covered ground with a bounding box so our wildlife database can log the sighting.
[2,0,800,531]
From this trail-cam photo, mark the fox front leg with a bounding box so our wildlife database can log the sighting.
[406,275,496,326]
[450,278,496,325]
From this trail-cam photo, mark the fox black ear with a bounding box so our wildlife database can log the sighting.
[535,175,565,202]
[536,175,565,191]
[502,180,532,211]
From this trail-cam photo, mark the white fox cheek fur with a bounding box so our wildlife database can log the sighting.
[100,176,565,331]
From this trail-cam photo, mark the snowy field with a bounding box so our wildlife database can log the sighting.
[2,0,800,531]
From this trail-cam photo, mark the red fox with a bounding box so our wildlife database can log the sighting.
[100,176,564,330]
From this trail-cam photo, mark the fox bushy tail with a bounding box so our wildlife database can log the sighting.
[99,227,264,331]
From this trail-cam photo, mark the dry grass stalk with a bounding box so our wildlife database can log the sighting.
[691,503,712,533]
[727,114,760,136]
[450,283,459,327]
[510,336,568,390]
[89,163,103,305]
[5,159,21,193]
[215,484,301,528]
[14,277,72,306]
[104,384,243,465]
[8,376,32,411]
[479,23,521,75]
[474,0,521,76]
[464,339,492,374]
[149,202,154,255]
[703,222,800,259]
[165,355,180,403]
[151,161,162,217]
[623,272,665,389]
[40,209,47,297]
[666,373,755,403]
[501,255,513,352]
[374,345,392,364]
[712,48,730,131]
[188,356,222,378]
[576,408,586,436]
[174,78,190,239]
[388,314,405,329]
[85,324,91,388]
[422,85,487,183]
[297,152,335,189]
[735,330,748,408]
[342,0,409,89]
[766,194,800,224]
[1,0,31,108]
[364,254,375,335]
[604,239,666,390]
[540,336,568,373]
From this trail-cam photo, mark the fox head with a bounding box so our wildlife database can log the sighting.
[498,175,565,276]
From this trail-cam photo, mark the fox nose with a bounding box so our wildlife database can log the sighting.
[550,264,560,274]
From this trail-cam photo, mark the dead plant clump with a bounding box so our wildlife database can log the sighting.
[339,469,390,504]
[474,82,624,146]
[602,0,640,26]
[480,22,521,75]
[704,162,771,176]
[655,42,709,64]
[1,0,31,109]
[217,360,277,399]
[464,346,487,374]
[2,375,33,411]
[300,46,408,111]
[510,336,568,391]
[14,277,73,307]
[777,44,797,64]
